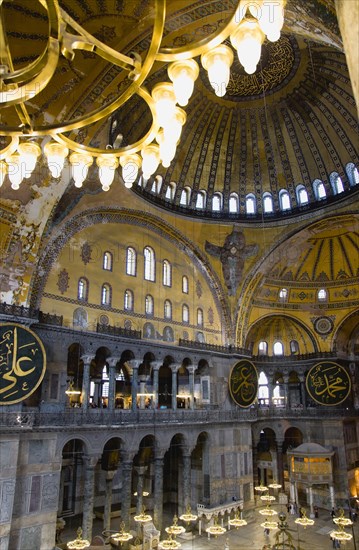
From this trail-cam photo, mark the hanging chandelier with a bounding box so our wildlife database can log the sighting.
[178,505,197,524]
[158,533,181,550]
[205,515,227,537]
[165,515,186,537]
[255,483,269,493]
[108,522,133,546]
[332,508,354,528]
[133,507,152,524]
[259,506,278,517]
[294,509,315,529]
[66,527,90,550]
[0,0,286,192]
[228,511,248,528]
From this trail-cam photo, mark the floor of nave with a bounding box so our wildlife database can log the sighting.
[59,505,359,550]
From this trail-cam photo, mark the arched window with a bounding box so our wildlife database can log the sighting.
[126,247,136,276]
[164,299,172,320]
[196,190,206,209]
[296,185,309,205]
[273,341,284,356]
[145,294,154,316]
[290,340,299,354]
[102,365,109,398]
[246,194,256,214]
[165,181,176,200]
[197,308,203,326]
[151,175,163,194]
[346,163,359,187]
[163,260,172,287]
[78,277,88,301]
[103,251,113,271]
[263,193,273,213]
[273,382,285,407]
[182,275,189,294]
[279,190,291,211]
[330,172,344,194]
[144,246,155,281]
[258,372,269,405]
[313,179,326,200]
[124,289,133,311]
[101,283,111,306]
[229,193,239,213]
[180,186,191,206]
[182,304,189,323]
[212,193,222,212]
[317,288,327,301]
[279,288,288,301]
[258,341,267,355]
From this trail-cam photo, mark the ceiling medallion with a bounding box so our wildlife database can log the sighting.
[314,316,334,335]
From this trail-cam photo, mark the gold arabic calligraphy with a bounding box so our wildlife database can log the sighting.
[230,362,258,407]
[0,325,44,404]
[307,363,350,405]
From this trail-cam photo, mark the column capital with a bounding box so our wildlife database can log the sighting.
[81,354,94,364]
[180,445,194,457]
[150,360,163,371]
[126,359,141,371]
[171,363,181,372]
[83,454,100,469]
[105,470,117,481]
[154,448,167,461]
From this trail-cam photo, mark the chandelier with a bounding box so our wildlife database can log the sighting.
[178,505,197,525]
[228,511,248,527]
[294,509,315,529]
[332,508,354,528]
[205,515,227,537]
[158,533,181,550]
[66,527,90,550]
[165,515,186,537]
[107,522,133,546]
[0,0,286,192]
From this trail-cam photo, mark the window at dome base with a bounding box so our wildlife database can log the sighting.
[263,193,274,213]
[246,194,256,214]
[273,341,284,355]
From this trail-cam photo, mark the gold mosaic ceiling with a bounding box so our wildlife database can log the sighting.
[1,0,358,219]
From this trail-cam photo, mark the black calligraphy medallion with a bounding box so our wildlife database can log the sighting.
[0,323,46,405]
[306,362,351,406]
[229,360,258,408]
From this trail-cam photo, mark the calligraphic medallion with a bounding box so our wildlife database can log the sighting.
[306,362,351,406]
[229,360,258,408]
[0,323,46,405]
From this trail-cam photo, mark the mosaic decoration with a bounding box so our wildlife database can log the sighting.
[229,360,258,408]
[306,362,351,406]
[0,323,46,405]
[205,228,258,296]
[99,314,109,325]
[81,242,92,265]
[196,280,202,298]
[57,269,69,294]
[313,316,334,335]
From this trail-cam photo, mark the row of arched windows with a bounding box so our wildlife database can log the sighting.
[78,277,204,324]
[258,340,299,356]
[278,288,328,302]
[101,247,189,292]
[150,163,359,214]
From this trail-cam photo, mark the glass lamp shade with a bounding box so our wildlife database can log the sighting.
[0,160,7,187]
[96,155,119,191]
[141,144,160,179]
[230,18,265,74]
[163,106,187,144]
[156,129,177,168]
[201,44,234,97]
[17,142,41,178]
[168,59,199,106]
[6,154,23,189]
[250,0,285,42]
[151,82,177,128]
[69,152,93,188]
[44,141,69,178]
[120,153,141,188]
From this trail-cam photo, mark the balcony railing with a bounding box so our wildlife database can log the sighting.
[1,406,357,430]
[96,323,141,339]
[179,339,251,356]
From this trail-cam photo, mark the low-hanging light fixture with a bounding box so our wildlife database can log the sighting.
[0,0,287,192]
[255,482,269,493]
[205,515,227,537]
[158,533,181,550]
[294,509,315,529]
[65,380,81,396]
[228,511,248,528]
[66,527,90,550]
[165,515,186,537]
[179,505,198,525]
[109,522,133,546]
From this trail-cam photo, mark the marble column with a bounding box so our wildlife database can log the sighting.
[308,485,314,518]
[329,484,336,508]
[103,470,116,531]
[267,381,274,407]
[135,466,147,516]
[283,375,289,408]
[153,455,165,532]
[276,440,284,488]
[121,457,134,529]
[182,451,192,511]
[107,358,118,411]
[188,367,195,410]
[289,481,295,504]
[128,360,140,412]
[81,355,92,411]
[171,365,178,411]
[82,455,99,541]
[151,361,161,409]
[299,375,307,410]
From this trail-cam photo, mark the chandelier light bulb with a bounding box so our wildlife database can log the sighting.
[250,0,285,42]
[120,153,141,188]
[168,59,199,106]
[6,154,24,189]
[17,142,41,179]
[163,106,187,144]
[44,141,69,179]
[201,44,234,97]
[69,152,93,188]
[151,82,177,128]
[141,144,160,179]
[156,130,177,168]
[0,160,6,187]
[230,18,265,74]
[96,155,119,190]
